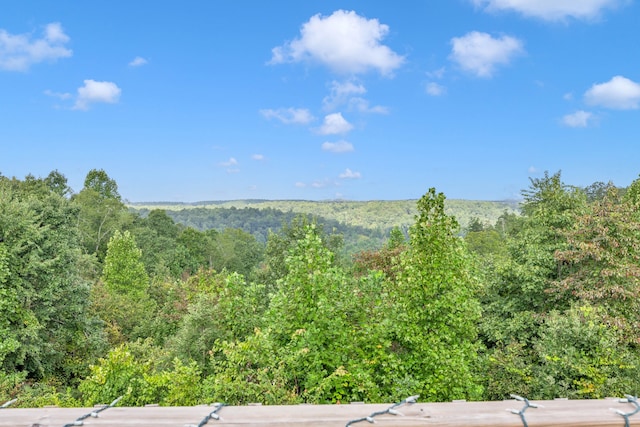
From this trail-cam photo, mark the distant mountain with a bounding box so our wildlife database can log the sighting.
[129,199,520,253]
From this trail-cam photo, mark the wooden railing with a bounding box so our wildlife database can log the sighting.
[2,396,640,426]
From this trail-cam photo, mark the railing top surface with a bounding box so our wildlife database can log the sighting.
[1,398,639,427]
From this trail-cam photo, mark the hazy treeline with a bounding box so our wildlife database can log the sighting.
[133,206,387,254]
[1,169,640,407]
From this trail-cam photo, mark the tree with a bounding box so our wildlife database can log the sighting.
[391,188,483,401]
[479,171,591,399]
[94,230,153,343]
[44,170,72,197]
[352,227,406,280]
[0,174,104,383]
[72,169,131,261]
[259,215,343,291]
[208,223,394,404]
[102,230,149,296]
[83,168,120,201]
[551,187,640,339]
[214,228,264,278]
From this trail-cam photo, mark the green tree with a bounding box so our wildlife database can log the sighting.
[215,228,264,278]
[391,188,483,401]
[102,230,149,296]
[479,171,589,399]
[94,230,153,344]
[551,187,640,339]
[0,175,104,383]
[72,169,131,261]
[168,271,266,373]
[83,168,120,200]
[533,304,640,399]
[259,215,343,292]
[208,223,393,404]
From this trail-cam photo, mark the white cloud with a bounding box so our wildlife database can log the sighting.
[584,76,640,110]
[260,107,315,124]
[563,92,574,101]
[318,113,354,135]
[43,89,72,100]
[322,140,354,153]
[339,168,361,179]
[471,0,625,21]
[129,56,148,67]
[348,98,389,114]
[295,182,306,188]
[252,154,265,161]
[311,180,329,188]
[323,80,388,113]
[449,31,524,78]
[323,80,366,110]
[427,67,446,79]
[426,82,446,96]
[0,22,72,71]
[528,166,538,174]
[269,10,405,76]
[73,80,121,110]
[219,157,238,167]
[562,110,595,127]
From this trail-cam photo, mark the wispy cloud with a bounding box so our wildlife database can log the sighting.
[73,80,121,110]
[426,82,447,96]
[219,157,238,167]
[584,76,640,110]
[252,154,265,161]
[471,0,626,21]
[260,107,315,125]
[269,10,404,76]
[318,113,354,135]
[43,89,72,100]
[323,80,366,110]
[449,31,524,78]
[339,168,361,179]
[562,110,595,127]
[322,140,355,153]
[218,157,240,174]
[129,56,148,67]
[427,67,446,79]
[0,22,72,71]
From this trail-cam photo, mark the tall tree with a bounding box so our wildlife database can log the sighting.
[391,188,483,401]
[0,174,104,382]
[102,230,149,297]
[72,169,131,261]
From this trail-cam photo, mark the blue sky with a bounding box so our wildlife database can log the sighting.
[2,1,640,202]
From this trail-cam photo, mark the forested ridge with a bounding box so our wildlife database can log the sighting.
[2,169,640,408]
[130,199,520,239]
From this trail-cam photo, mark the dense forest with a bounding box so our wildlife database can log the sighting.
[1,169,640,408]
[130,198,520,247]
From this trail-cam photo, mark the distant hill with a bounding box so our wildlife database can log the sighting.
[129,199,520,253]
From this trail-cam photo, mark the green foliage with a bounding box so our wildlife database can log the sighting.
[168,271,267,373]
[216,228,264,278]
[102,230,149,296]
[83,168,121,201]
[0,175,105,383]
[209,224,396,404]
[73,170,132,261]
[464,228,507,258]
[534,304,640,399]
[392,188,484,401]
[79,341,202,407]
[10,167,640,407]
